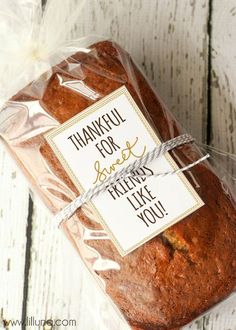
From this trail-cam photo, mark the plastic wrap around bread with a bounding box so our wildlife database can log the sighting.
[0,40,236,330]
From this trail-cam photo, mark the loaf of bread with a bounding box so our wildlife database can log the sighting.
[1,40,236,330]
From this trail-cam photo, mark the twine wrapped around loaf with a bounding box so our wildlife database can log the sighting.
[55,134,210,227]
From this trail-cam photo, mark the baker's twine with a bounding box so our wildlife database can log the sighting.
[55,134,209,227]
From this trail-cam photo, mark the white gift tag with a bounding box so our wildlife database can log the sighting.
[46,86,204,256]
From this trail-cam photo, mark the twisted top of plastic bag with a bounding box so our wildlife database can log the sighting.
[0,0,87,107]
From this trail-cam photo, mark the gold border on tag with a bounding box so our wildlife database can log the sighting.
[45,86,204,256]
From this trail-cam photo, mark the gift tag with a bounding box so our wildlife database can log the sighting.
[46,86,204,256]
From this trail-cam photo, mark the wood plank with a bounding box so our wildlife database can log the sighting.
[196,1,236,328]
[210,0,236,183]
[211,0,236,153]
[0,142,30,327]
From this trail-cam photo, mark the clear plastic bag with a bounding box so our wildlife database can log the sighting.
[0,1,235,329]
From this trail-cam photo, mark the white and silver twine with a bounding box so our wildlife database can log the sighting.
[55,134,209,227]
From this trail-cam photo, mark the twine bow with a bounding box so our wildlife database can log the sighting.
[55,134,209,227]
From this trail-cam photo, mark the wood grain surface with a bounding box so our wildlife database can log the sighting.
[0,144,30,329]
[0,1,235,329]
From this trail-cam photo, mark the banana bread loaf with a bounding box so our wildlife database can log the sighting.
[1,40,236,330]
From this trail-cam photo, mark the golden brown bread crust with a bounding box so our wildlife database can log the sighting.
[8,40,236,329]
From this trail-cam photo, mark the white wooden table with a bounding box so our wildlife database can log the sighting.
[0,1,236,329]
